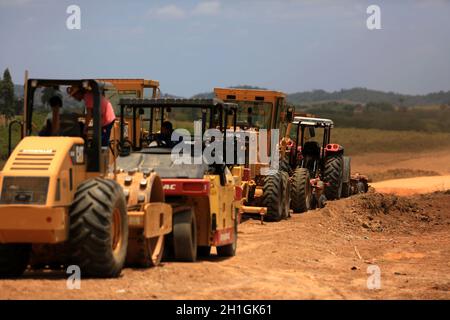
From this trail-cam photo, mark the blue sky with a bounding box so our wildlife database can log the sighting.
[0,0,449,97]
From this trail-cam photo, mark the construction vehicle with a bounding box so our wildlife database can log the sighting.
[287,116,369,212]
[97,78,160,147]
[116,98,240,261]
[214,88,292,222]
[0,78,172,278]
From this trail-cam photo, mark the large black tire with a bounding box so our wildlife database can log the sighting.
[290,168,311,213]
[324,154,344,200]
[0,244,31,278]
[173,209,197,262]
[69,178,128,278]
[279,157,293,176]
[262,172,283,222]
[341,156,352,198]
[216,210,238,257]
[280,171,291,219]
[357,181,367,194]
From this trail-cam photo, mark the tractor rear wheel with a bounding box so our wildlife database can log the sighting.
[290,168,311,213]
[324,154,344,200]
[173,209,197,262]
[0,244,31,278]
[341,156,352,198]
[262,172,283,222]
[69,178,128,278]
[280,157,293,176]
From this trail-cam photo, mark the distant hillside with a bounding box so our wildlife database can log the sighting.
[159,92,183,99]
[13,84,450,107]
[192,87,450,106]
[287,88,450,106]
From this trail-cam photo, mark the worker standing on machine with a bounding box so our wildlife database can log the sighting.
[69,86,116,146]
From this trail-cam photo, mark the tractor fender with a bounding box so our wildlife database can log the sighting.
[342,156,351,184]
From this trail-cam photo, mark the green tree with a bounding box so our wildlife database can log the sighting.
[0,68,17,120]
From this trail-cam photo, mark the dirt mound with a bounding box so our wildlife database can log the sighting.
[321,192,449,235]
[350,193,429,232]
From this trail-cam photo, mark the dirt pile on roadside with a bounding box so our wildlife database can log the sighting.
[351,193,427,232]
[321,191,450,235]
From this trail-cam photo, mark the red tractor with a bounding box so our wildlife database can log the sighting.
[286,116,368,212]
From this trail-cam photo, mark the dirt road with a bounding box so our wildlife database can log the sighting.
[0,191,449,300]
[372,175,450,196]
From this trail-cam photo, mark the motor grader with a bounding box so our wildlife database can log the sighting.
[116,98,241,261]
[0,78,172,278]
[213,88,293,222]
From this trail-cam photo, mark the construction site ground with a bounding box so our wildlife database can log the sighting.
[0,149,449,300]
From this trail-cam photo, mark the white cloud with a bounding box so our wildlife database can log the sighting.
[192,1,221,16]
[152,4,186,19]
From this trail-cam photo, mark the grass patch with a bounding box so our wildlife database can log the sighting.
[331,128,450,155]
[370,169,440,182]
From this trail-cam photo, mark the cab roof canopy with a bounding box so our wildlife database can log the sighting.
[214,87,286,103]
[292,116,334,128]
[96,78,159,89]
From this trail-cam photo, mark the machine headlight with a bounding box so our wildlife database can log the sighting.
[0,177,49,205]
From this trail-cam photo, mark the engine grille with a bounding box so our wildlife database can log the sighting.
[10,150,55,171]
[0,177,49,205]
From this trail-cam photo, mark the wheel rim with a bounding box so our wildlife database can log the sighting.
[111,207,122,254]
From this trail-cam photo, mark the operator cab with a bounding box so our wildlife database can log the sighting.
[115,98,238,183]
[290,116,335,178]
[14,79,105,173]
